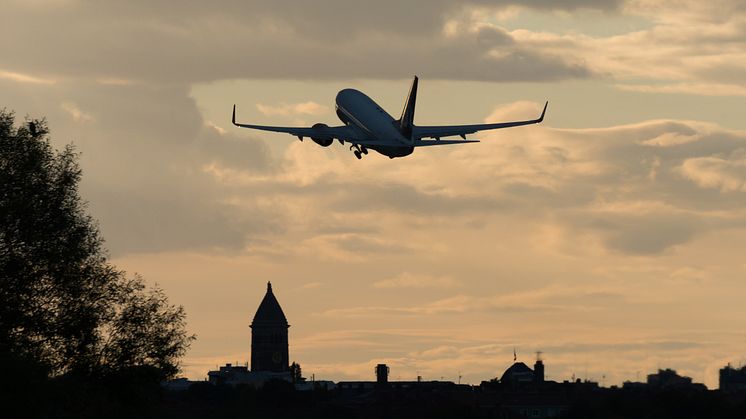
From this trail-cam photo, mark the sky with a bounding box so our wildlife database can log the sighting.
[3,0,746,388]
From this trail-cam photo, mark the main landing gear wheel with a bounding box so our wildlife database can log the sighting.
[351,144,364,160]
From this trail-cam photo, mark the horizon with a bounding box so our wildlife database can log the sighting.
[3,0,746,390]
[196,280,745,388]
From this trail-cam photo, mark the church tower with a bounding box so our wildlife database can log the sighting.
[250,282,290,372]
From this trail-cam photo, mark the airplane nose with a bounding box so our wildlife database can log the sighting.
[335,90,347,107]
[336,89,352,100]
[336,88,361,103]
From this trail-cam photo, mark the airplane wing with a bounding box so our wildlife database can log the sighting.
[232,105,366,143]
[414,139,480,147]
[413,101,548,140]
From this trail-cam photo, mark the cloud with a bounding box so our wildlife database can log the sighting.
[60,101,93,123]
[0,69,56,84]
[373,272,460,289]
[616,83,746,97]
[540,340,704,354]
[2,0,744,94]
[96,77,139,86]
[490,1,746,95]
[641,132,702,147]
[298,281,322,290]
[579,210,704,255]
[412,345,461,359]
[0,1,593,84]
[320,285,627,318]
[198,124,275,172]
[679,151,746,192]
[326,181,507,216]
[190,110,746,258]
[36,84,746,260]
[2,80,281,256]
[256,101,329,117]
[484,100,545,122]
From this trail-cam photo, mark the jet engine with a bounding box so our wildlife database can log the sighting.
[311,123,333,147]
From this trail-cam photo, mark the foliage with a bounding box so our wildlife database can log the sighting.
[0,109,193,382]
[290,361,303,384]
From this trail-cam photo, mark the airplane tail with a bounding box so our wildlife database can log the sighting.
[398,75,418,139]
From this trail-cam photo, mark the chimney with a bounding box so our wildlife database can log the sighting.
[534,352,545,383]
[376,364,389,385]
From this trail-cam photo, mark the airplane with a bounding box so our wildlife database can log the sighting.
[232,76,547,160]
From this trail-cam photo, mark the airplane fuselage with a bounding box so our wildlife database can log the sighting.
[334,89,414,158]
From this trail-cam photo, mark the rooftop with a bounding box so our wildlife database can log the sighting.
[251,282,289,327]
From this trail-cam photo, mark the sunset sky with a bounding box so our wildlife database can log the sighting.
[3,0,746,388]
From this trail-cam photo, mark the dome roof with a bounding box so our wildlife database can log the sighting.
[500,362,535,383]
[251,282,289,326]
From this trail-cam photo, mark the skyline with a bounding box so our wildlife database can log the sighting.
[200,279,738,388]
[3,0,746,388]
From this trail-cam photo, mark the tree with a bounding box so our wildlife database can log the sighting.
[290,362,303,384]
[0,109,193,380]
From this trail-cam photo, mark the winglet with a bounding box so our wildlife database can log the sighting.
[232,104,237,126]
[537,101,548,123]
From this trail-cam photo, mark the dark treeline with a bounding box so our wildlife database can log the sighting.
[154,380,746,419]
[159,380,478,419]
[0,109,193,418]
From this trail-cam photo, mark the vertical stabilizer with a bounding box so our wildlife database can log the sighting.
[399,76,418,139]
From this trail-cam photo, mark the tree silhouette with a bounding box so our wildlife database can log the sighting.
[290,362,303,384]
[0,109,193,381]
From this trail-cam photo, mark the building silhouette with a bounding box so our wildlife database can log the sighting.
[499,355,546,388]
[337,363,467,393]
[720,364,746,392]
[207,282,292,386]
[646,368,697,389]
[250,281,290,372]
[620,368,705,391]
[375,363,389,385]
[481,354,592,418]
[188,285,746,417]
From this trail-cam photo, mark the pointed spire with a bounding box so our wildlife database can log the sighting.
[251,281,288,326]
[514,348,517,362]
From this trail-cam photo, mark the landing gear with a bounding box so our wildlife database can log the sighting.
[350,144,365,160]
